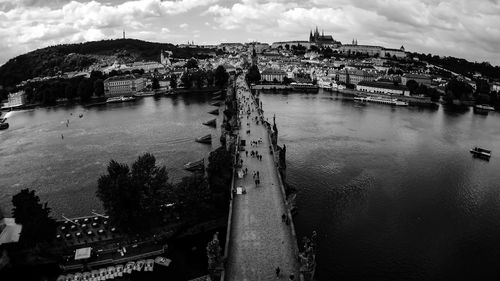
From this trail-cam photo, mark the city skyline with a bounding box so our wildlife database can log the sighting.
[0,0,500,66]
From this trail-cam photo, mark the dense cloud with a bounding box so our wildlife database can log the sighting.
[0,0,499,65]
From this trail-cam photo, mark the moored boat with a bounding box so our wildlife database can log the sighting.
[0,122,9,130]
[470,147,491,159]
[355,96,408,106]
[211,101,222,106]
[0,117,6,123]
[184,159,204,171]
[106,96,136,103]
[133,91,155,97]
[473,104,493,115]
[202,119,216,127]
[290,82,319,92]
[475,104,495,111]
[195,134,212,144]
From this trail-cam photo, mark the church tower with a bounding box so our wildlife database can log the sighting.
[309,30,313,42]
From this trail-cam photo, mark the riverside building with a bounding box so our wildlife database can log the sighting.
[104,74,146,97]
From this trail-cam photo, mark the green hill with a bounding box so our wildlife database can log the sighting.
[0,39,215,88]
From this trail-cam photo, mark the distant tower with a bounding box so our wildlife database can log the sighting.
[160,49,165,64]
[123,29,125,39]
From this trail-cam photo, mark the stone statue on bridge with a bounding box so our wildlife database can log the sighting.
[207,232,223,280]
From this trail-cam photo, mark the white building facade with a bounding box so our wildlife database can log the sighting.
[104,75,146,97]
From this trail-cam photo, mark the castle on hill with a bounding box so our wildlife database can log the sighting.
[309,26,341,47]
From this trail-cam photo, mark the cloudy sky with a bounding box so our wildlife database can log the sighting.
[1,0,500,66]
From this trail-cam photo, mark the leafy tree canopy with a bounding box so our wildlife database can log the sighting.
[96,153,174,233]
[12,189,56,246]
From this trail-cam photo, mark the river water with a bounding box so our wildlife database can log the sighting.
[0,94,221,218]
[259,90,500,281]
[2,90,500,280]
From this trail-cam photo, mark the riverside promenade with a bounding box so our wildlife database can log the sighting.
[224,76,300,281]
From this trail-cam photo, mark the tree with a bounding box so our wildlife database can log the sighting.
[185,58,199,69]
[285,44,290,51]
[77,78,93,102]
[175,174,211,218]
[322,47,333,59]
[94,79,104,97]
[170,74,178,89]
[207,147,233,209]
[214,65,229,89]
[206,70,214,87]
[12,189,56,246]
[406,79,419,94]
[245,65,261,84]
[152,77,160,90]
[65,83,75,101]
[445,79,473,104]
[181,72,192,88]
[96,153,174,232]
[475,79,490,95]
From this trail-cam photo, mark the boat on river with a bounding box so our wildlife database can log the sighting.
[133,91,155,97]
[211,101,222,106]
[473,104,494,115]
[184,159,205,171]
[290,82,319,92]
[202,119,216,127]
[195,134,212,144]
[355,96,408,106]
[0,123,9,130]
[106,96,136,103]
[470,147,491,160]
[0,117,7,123]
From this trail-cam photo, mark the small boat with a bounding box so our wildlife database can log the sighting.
[195,134,212,144]
[212,95,223,101]
[79,114,83,118]
[202,119,216,127]
[470,147,491,159]
[0,117,7,123]
[473,105,492,115]
[208,109,219,115]
[211,101,222,106]
[0,123,9,130]
[184,159,204,171]
[475,104,495,111]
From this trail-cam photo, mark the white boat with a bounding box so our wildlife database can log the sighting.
[475,104,495,111]
[106,96,136,103]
